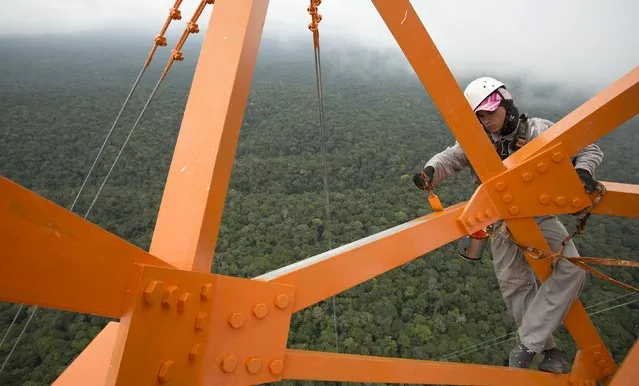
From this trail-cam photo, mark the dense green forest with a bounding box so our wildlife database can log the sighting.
[0,32,637,385]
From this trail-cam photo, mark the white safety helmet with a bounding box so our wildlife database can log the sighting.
[463,77,506,112]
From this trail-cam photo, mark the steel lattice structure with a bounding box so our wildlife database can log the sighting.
[1,0,638,385]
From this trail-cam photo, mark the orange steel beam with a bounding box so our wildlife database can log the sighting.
[371,0,505,182]
[149,0,270,272]
[372,0,618,381]
[52,322,120,386]
[592,182,639,218]
[284,349,571,386]
[257,203,468,312]
[505,66,639,169]
[0,177,171,318]
[611,340,639,386]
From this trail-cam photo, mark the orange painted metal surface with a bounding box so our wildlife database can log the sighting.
[459,143,591,234]
[505,66,639,170]
[569,345,616,385]
[257,203,468,313]
[106,264,293,385]
[283,349,571,386]
[52,322,119,386]
[0,177,171,318]
[372,0,505,182]
[611,340,639,386]
[592,181,639,218]
[149,0,270,272]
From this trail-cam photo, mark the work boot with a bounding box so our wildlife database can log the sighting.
[538,348,567,374]
[508,342,536,369]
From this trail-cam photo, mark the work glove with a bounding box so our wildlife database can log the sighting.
[575,168,598,194]
[413,166,434,190]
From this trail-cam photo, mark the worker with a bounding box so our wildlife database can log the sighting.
[412,76,603,373]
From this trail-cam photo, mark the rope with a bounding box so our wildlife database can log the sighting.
[0,305,23,350]
[308,0,338,354]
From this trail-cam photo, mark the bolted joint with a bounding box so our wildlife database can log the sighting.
[154,35,167,47]
[187,21,200,34]
[144,280,164,305]
[162,285,179,308]
[171,50,184,61]
[169,8,182,20]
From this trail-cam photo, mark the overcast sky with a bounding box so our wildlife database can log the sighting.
[2,1,637,89]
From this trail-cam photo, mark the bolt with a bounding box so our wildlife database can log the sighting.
[537,162,548,173]
[539,194,550,205]
[253,303,268,319]
[603,368,612,376]
[593,351,602,359]
[571,198,583,208]
[221,355,238,373]
[521,172,533,182]
[596,359,606,367]
[177,292,192,313]
[157,360,174,384]
[144,281,164,305]
[465,217,474,226]
[484,209,492,218]
[475,212,484,222]
[246,357,263,374]
[275,294,290,309]
[201,283,213,302]
[552,152,564,162]
[195,312,208,331]
[555,196,566,206]
[501,194,513,204]
[162,286,179,309]
[228,312,245,329]
[509,206,520,215]
[269,359,284,375]
[188,343,202,362]
[495,182,507,192]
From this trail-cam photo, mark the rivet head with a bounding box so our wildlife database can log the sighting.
[269,359,284,375]
[484,209,492,218]
[188,343,202,362]
[228,312,245,329]
[555,196,566,206]
[195,312,208,331]
[162,286,179,308]
[495,181,507,192]
[539,194,550,205]
[537,162,548,173]
[502,194,513,204]
[521,172,533,182]
[509,206,520,215]
[475,212,484,222]
[144,280,164,305]
[253,303,268,319]
[572,198,583,208]
[246,357,263,374]
[177,292,192,313]
[221,355,238,373]
[201,283,213,302]
[157,360,174,384]
[275,294,290,309]
[552,152,564,162]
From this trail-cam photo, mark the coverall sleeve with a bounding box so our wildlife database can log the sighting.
[528,118,604,175]
[424,141,470,186]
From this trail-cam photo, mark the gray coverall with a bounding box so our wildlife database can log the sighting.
[425,117,604,353]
